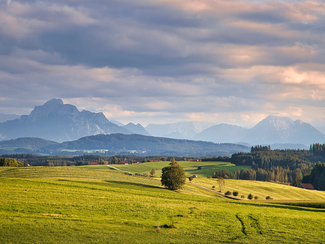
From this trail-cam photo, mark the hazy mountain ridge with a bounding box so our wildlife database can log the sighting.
[243,116,325,146]
[145,121,215,139]
[123,123,151,136]
[0,137,58,148]
[0,113,20,123]
[0,99,131,142]
[194,124,248,143]
[43,133,250,157]
[196,115,325,147]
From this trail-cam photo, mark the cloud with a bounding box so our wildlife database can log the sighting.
[1,0,325,127]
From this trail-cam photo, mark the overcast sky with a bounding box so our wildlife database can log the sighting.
[1,0,325,128]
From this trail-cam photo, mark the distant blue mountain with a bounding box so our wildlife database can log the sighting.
[123,123,151,136]
[0,99,131,142]
[43,133,250,157]
[195,115,325,147]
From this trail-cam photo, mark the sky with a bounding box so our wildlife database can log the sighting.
[1,0,325,128]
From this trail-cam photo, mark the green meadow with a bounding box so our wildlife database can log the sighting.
[1,166,325,243]
[83,161,250,178]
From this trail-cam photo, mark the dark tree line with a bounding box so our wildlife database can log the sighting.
[310,143,325,157]
[0,158,25,167]
[251,145,271,152]
[303,162,325,190]
[212,167,304,186]
[215,146,323,185]
[0,154,199,166]
[202,156,231,162]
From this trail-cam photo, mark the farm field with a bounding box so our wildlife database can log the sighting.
[1,167,325,243]
[82,161,250,178]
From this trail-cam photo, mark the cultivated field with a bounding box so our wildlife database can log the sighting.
[1,166,325,243]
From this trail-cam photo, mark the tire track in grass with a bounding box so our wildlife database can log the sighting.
[235,213,247,236]
[235,213,263,236]
[248,214,263,235]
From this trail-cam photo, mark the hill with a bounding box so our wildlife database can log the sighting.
[0,137,58,148]
[0,99,131,142]
[102,160,250,178]
[0,137,58,154]
[1,166,325,243]
[44,134,250,156]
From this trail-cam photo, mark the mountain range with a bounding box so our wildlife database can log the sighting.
[0,99,131,142]
[145,121,214,139]
[0,99,324,149]
[194,116,325,148]
[0,135,249,157]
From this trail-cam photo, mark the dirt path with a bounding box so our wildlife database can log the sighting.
[188,182,245,200]
[188,182,225,196]
[107,165,131,174]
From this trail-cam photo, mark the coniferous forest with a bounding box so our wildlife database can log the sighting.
[211,144,325,188]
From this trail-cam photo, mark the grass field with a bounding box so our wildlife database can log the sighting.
[1,166,325,243]
[81,161,250,178]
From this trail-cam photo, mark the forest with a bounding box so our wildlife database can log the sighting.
[215,144,325,187]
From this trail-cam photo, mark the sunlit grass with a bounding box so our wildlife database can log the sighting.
[1,166,325,243]
[96,161,250,178]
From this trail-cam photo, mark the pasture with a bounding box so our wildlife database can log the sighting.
[85,160,250,178]
[1,166,325,243]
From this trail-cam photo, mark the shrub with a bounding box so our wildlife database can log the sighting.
[266,196,273,200]
[248,193,253,200]
[241,195,245,198]
[212,185,215,189]
[150,169,155,177]
[233,191,239,197]
[254,196,259,200]
[225,191,232,196]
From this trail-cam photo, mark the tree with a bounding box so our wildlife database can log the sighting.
[150,169,156,177]
[292,168,303,186]
[112,157,119,164]
[161,158,186,190]
[217,176,225,192]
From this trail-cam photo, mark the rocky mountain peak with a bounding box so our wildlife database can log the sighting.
[0,99,131,142]
[44,98,64,106]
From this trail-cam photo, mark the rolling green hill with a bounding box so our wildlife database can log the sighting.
[1,166,325,243]
[87,160,251,178]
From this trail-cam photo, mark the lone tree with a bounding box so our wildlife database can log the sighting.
[217,176,225,192]
[161,158,186,190]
